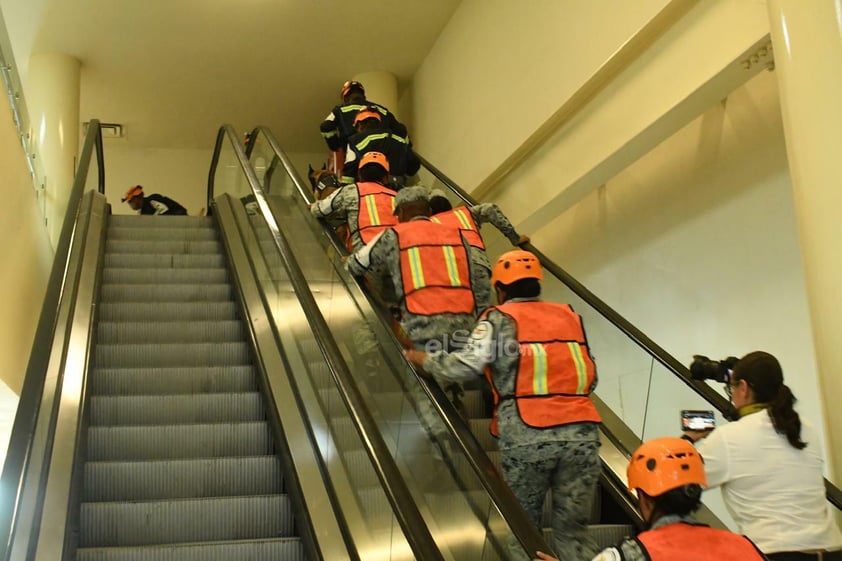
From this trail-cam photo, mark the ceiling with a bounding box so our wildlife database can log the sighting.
[28,0,461,153]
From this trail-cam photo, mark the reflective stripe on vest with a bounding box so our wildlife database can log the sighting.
[637,523,765,561]
[484,301,601,435]
[395,220,475,316]
[355,182,397,244]
[431,206,485,250]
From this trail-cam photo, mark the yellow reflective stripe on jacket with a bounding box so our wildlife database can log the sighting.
[364,195,382,225]
[568,342,589,394]
[442,245,462,286]
[355,132,409,151]
[454,208,474,230]
[529,343,549,395]
[407,247,425,289]
[339,104,367,113]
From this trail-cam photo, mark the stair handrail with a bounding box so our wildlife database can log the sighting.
[413,154,842,511]
[0,120,104,561]
[209,125,446,561]
[245,126,555,558]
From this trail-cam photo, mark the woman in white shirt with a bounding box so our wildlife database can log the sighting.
[693,351,842,561]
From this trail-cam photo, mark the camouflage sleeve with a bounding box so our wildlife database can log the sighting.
[346,229,391,276]
[422,320,494,384]
[310,186,352,219]
[469,203,521,245]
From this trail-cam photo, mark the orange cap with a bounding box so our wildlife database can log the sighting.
[353,109,382,126]
[122,185,143,203]
[359,151,390,174]
[341,80,365,99]
[627,437,707,497]
[490,250,542,287]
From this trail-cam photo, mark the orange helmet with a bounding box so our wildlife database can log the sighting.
[490,250,543,287]
[341,80,365,99]
[353,108,382,127]
[122,185,143,203]
[627,437,707,497]
[359,151,390,174]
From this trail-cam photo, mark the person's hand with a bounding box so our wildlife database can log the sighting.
[517,234,530,246]
[403,349,427,367]
[682,429,713,442]
[533,552,558,561]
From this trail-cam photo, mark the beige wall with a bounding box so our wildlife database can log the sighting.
[406,0,833,484]
[0,93,54,393]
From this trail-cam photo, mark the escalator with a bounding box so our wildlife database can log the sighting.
[0,122,446,561]
[241,124,842,553]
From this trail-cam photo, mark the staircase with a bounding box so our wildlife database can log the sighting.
[75,214,306,561]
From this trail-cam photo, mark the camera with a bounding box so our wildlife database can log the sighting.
[690,355,740,384]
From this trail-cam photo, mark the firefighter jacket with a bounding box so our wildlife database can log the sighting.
[342,124,419,184]
[319,101,406,152]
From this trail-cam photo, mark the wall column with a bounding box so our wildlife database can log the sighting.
[352,71,399,118]
[28,53,80,247]
[767,0,842,483]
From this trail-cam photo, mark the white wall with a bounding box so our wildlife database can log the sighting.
[406,0,833,490]
[0,86,53,394]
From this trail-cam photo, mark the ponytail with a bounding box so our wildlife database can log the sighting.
[768,384,806,450]
[732,351,807,451]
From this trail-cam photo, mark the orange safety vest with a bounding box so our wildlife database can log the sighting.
[637,522,765,561]
[484,301,601,436]
[394,220,475,316]
[355,182,397,246]
[431,206,485,250]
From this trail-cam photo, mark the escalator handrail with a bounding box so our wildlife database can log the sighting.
[414,154,842,511]
[0,120,104,560]
[246,126,554,558]
[209,125,446,561]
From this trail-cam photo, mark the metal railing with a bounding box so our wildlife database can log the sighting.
[0,120,104,561]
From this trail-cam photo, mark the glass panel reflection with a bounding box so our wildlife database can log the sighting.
[245,130,533,561]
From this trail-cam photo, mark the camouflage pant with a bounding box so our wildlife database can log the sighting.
[501,440,601,561]
[473,264,492,311]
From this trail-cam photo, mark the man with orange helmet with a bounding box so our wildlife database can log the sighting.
[535,437,767,561]
[122,185,187,215]
[310,151,398,253]
[405,249,602,561]
[319,80,407,154]
[341,107,419,186]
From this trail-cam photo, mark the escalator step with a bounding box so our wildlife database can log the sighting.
[105,240,222,255]
[102,267,228,285]
[76,538,304,561]
[90,366,256,396]
[107,227,218,242]
[108,215,214,229]
[83,456,282,501]
[94,342,251,369]
[79,495,293,547]
[97,321,245,344]
[87,422,272,461]
[98,302,239,322]
[104,254,225,269]
[99,284,232,303]
[89,393,264,425]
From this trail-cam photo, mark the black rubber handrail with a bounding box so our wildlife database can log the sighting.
[0,120,104,561]
[246,126,554,558]
[414,154,842,512]
[209,125,445,561]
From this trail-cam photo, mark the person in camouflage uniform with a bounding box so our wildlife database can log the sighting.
[348,185,479,430]
[535,438,767,561]
[310,151,397,253]
[405,249,602,561]
[346,185,479,350]
[429,189,529,311]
